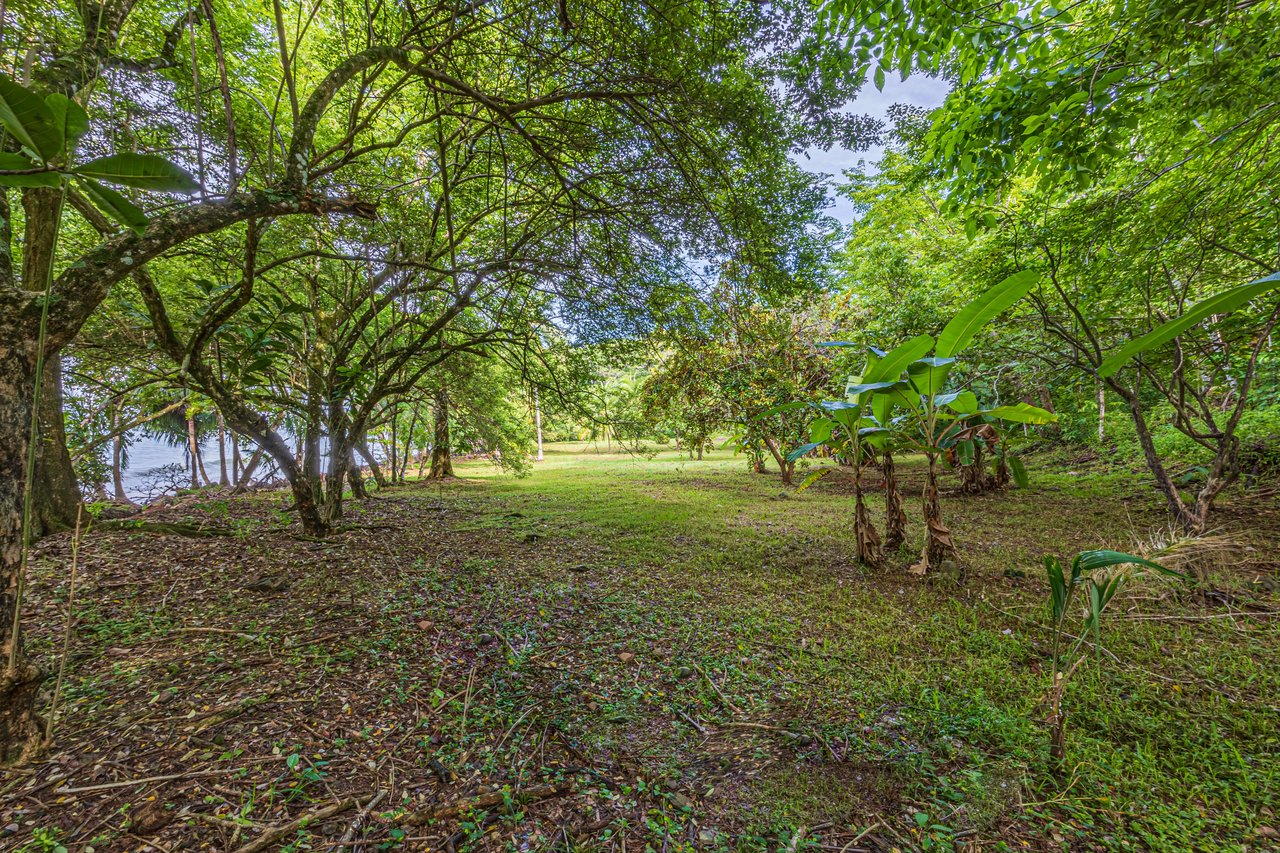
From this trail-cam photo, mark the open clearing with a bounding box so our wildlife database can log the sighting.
[5,445,1278,852]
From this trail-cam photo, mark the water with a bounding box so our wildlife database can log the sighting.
[118,431,340,502]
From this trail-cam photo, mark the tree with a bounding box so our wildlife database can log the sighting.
[0,0,874,761]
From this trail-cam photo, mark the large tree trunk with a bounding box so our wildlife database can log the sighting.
[0,348,47,765]
[881,450,908,552]
[428,388,454,479]
[32,358,81,534]
[322,427,351,524]
[24,190,80,536]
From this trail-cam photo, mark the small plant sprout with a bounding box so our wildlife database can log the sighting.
[1043,549,1187,772]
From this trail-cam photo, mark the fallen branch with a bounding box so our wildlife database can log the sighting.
[55,769,248,795]
[96,520,236,538]
[230,797,366,853]
[395,782,573,827]
[694,663,742,716]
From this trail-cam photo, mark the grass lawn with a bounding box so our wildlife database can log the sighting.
[5,443,1278,852]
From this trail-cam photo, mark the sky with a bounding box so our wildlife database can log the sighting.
[795,74,951,224]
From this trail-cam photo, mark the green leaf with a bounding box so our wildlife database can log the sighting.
[870,392,893,425]
[73,153,199,193]
[1072,550,1181,578]
[935,270,1040,357]
[795,467,832,493]
[756,400,807,418]
[0,73,62,161]
[845,380,901,401]
[786,442,821,463]
[863,334,935,383]
[77,178,149,235]
[46,93,89,155]
[906,356,955,397]
[937,390,979,414]
[982,402,1057,424]
[1007,455,1029,488]
[809,417,834,444]
[883,380,921,411]
[1097,272,1280,378]
[1045,555,1067,622]
[0,152,60,187]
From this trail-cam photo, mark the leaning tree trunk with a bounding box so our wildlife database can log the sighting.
[1116,383,1207,534]
[0,348,47,765]
[356,436,388,488]
[881,450,908,552]
[915,453,957,575]
[762,437,794,485]
[427,389,454,479]
[346,446,368,499]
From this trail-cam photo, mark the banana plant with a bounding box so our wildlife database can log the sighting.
[1042,550,1185,771]
[778,335,939,567]
[943,398,1053,493]
[864,270,1046,575]
[0,74,198,231]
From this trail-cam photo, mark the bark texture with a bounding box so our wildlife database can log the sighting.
[881,450,908,552]
[428,389,454,479]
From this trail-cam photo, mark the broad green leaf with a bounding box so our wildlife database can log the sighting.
[906,356,955,396]
[0,152,59,187]
[937,390,979,414]
[786,442,822,463]
[845,380,901,402]
[870,392,893,425]
[982,402,1057,424]
[795,467,832,493]
[884,380,921,411]
[1045,555,1067,622]
[1072,550,1181,577]
[935,270,1040,357]
[863,334,935,383]
[0,73,62,161]
[955,439,975,466]
[1007,455,1029,488]
[46,93,89,155]
[77,178,149,235]
[74,153,199,193]
[1097,272,1280,378]
[809,417,834,444]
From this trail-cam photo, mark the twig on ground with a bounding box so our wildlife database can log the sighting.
[230,797,368,853]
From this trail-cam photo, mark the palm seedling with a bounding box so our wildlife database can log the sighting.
[1042,549,1185,772]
